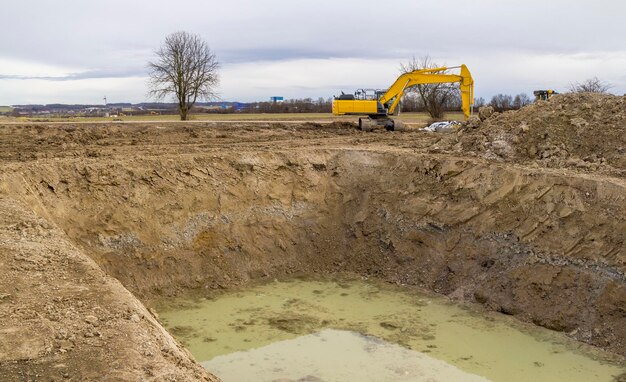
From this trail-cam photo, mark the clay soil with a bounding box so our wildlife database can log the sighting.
[1,93,625,380]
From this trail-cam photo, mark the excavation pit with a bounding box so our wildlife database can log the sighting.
[1,106,625,380]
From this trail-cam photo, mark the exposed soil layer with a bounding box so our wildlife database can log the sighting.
[1,96,625,379]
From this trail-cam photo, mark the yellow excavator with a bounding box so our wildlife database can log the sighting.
[332,64,474,131]
[533,90,558,101]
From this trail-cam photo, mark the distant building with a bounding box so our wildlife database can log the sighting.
[232,102,248,111]
[270,96,284,103]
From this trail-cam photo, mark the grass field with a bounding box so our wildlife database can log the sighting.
[11,112,466,124]
[0,106,13,113]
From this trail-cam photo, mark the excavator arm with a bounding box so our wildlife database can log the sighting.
[379,64,474,119]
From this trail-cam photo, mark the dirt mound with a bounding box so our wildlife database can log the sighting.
[459,93,626,172]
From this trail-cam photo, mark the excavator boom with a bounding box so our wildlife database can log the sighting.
[379,65,474,118]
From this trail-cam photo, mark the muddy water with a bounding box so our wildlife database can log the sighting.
[157,278,625,382]
[203,329,489,381]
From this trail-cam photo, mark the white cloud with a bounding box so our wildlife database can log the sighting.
[1,77,149,105]
[219,58,400,102]
[0,57,81,78]
[0,1,625,104]
[469,51,626,98]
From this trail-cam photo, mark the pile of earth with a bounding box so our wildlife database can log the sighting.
[456,93,626,174]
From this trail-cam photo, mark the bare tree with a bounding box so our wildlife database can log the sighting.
[474,97,486,108]
[399,56,460,119]
[568,77,611,94]
[490,94,513,112]
[148,31,219,120]
[512,93,531,109]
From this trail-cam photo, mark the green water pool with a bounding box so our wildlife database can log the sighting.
[157,277,625,381]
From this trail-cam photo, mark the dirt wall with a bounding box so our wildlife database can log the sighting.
[2,146,625,357]
[0,197,217,381]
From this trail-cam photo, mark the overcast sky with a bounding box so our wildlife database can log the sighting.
[1,0,625,105]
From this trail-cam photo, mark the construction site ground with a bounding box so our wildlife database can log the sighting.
[1,93,625,380]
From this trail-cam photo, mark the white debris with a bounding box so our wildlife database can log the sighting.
[423,121,462,133]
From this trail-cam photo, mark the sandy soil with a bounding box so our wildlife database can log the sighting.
[0,197,217,381]
[1,93,625,379]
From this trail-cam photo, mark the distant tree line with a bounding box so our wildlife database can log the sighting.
[399,92,532,113]
[487,93,533,112]
[400,92,461,113]
[236,98,332,114]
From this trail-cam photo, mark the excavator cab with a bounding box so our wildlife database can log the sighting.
[354,89,385,101]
